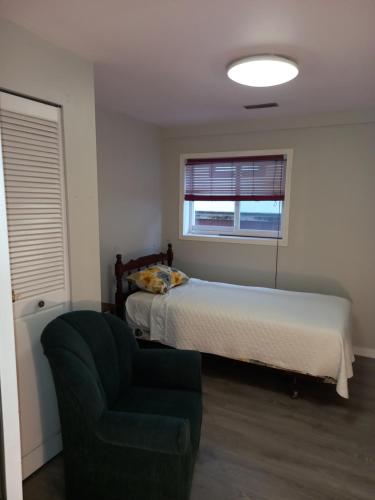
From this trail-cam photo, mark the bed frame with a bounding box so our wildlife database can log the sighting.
[115,243,173,319]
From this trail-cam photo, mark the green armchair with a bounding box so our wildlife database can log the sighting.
[41,310,202,500]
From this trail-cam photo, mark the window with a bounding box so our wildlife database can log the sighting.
[180,150,292,245]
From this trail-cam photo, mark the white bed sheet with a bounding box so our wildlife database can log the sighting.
[127,279,354,398]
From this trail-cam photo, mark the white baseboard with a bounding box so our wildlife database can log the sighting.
[354,346,375,359]
[22,432,62,479]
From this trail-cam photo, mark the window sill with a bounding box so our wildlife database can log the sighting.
[180,233,288,246]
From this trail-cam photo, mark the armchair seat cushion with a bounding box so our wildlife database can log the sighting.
[112,387,202,455]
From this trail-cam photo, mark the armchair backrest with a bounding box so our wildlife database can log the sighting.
[41,311,138,424]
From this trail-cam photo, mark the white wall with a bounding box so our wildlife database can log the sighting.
[161,116,375,351]
[96,108,162,302]
[0,118,22,500]
[0,19,101,495]
[0,19,101,309]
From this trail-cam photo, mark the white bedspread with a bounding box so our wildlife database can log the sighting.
[126,291,154,331]
[149,279,354,398]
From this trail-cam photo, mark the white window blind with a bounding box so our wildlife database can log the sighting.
[0,108,66,301]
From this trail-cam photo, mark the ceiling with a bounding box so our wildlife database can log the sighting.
[1,0,375,126]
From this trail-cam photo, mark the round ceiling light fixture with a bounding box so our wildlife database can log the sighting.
[227,55,299,87]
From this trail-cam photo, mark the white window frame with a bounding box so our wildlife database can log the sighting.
[179,149,293,246]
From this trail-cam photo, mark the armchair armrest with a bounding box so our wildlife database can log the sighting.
[133,349,201,392]
[94,410,190,455]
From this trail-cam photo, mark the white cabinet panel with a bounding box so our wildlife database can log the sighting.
[0,91,71,479]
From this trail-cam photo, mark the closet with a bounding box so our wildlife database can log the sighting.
[0,91,70,478]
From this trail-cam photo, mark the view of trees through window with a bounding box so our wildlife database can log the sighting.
[192,200,282,233]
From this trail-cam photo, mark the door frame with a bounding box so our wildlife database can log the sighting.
[0,114,23,500]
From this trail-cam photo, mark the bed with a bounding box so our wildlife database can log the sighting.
[115,244,354,398]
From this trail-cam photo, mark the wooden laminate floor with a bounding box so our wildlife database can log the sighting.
[23,355,375,500]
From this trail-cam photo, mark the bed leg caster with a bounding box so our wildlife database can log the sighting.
[291,388,299,399]
[290,376,300,399]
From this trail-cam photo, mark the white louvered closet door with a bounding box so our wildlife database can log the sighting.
[0,91,70,478]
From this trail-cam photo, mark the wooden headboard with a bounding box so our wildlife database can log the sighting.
[115,243,173,318]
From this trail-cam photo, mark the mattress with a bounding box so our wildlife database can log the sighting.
[126,278,354,398]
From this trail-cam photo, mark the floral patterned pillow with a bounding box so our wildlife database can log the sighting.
[127,265,188,294]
